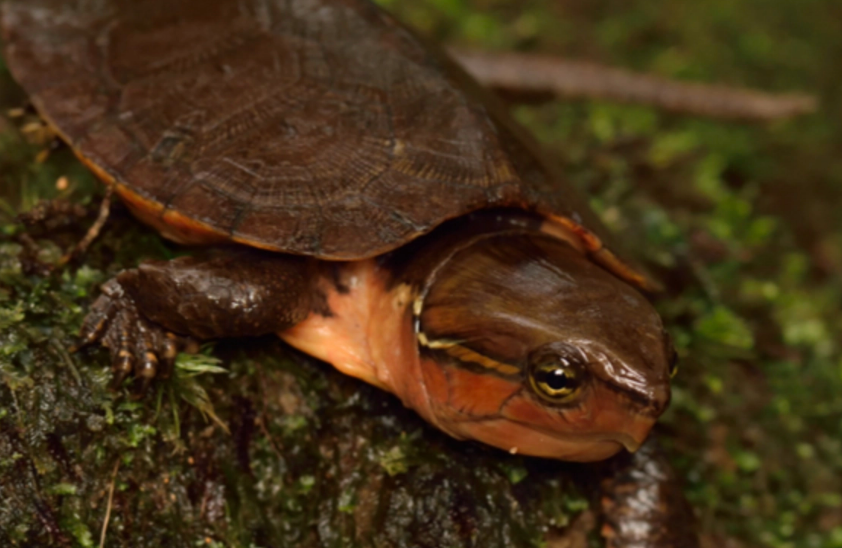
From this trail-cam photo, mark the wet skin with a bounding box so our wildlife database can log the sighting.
[80,212,673,462]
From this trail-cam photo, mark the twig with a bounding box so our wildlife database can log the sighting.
[450,48,817,121]
[49,339,83,386]
[58,184,114,267]
[99,459,121,548]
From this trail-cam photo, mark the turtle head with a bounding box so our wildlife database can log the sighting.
[410,232,673,461]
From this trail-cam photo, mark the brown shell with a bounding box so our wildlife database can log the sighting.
[1,0,653,289]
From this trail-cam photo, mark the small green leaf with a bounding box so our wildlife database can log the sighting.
[378,446,408,477]
[734,450,761,473]
[172,370,229,434]
[298,475,316,494]
[48,482,78,496]
[175,351,227,376]
[0,303,24,330]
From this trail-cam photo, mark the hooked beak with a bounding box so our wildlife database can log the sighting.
[615,414,658,453]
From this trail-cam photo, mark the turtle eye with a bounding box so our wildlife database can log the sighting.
[528,355,584,403]
[668,348,679,378]
[664,332,679,378]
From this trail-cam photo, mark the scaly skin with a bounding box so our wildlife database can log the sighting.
[78,250,319,388]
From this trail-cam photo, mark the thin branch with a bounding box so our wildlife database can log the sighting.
[450,48,817,121]
[58,183,114,266]
[99,459,121,548]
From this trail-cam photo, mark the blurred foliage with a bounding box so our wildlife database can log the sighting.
[379,1,842,546]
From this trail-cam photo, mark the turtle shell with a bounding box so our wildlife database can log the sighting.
[0,0,653,289]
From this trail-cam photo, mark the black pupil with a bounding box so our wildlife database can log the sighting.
[538,367,570,391]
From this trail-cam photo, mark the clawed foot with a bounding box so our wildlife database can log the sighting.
[76,278,197,392]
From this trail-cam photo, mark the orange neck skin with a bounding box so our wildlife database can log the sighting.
[278,259,481,444]
[279,259,439,421]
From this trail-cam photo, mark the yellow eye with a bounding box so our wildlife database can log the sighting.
[665,332,679,378]
[669,350,679,378]
[528,358,583,403]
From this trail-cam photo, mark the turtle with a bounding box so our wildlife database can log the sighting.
[0,0,675,464]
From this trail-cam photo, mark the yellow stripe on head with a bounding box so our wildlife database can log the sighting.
[418,332,521,377]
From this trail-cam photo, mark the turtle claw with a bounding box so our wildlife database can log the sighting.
[77,277,190,391]
[109,349,134,391]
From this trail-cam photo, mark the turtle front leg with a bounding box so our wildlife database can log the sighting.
[598,434,700,548]
[78,250,320,389]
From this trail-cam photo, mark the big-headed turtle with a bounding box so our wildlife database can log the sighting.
[0,0,674,464]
